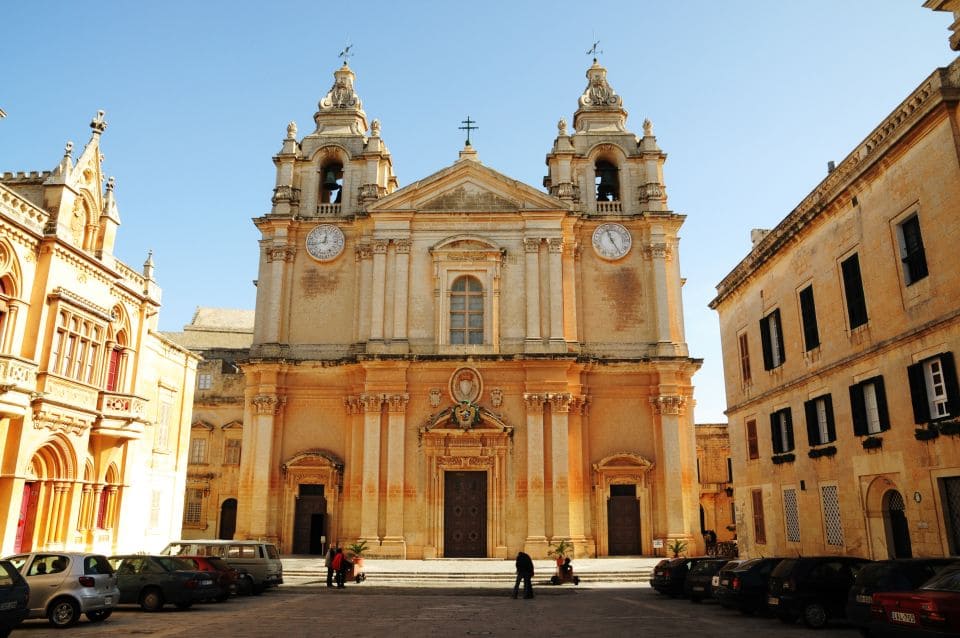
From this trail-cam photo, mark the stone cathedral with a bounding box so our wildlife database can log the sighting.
[237,59,702,558]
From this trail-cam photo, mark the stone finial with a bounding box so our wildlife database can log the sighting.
[578,60,622,109]
[106,176,115,191]
[64,141,74,157]
[643,118,653,136]
[371,118,381,137]
[90,110,107,134]
[143,250,155,280]
[318,63,362,111]
[286,121,297,139]
[558,117,568,136]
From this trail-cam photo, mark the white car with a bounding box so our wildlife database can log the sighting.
[3,552,119,628]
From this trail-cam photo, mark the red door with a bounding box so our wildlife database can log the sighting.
[15,482,39,553]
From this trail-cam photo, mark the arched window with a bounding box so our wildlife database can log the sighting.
[595,160,619,201]
[320,162,343,204]
[450,276,483,345]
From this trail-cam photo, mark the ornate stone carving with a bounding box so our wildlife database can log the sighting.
[358,393,383,412]
[386,393,409,413]
[523,393,546,412]
[649,395,687,416]
[523,238,541,253]
[579,62,623,109]
[643,118,653,137]
[570,394,590,415]
[429,388,442,408]
[319,64,362,111]
[358,183,383,202]
[371,118,381,137]
[638,182,665,205]
[372,240,389,255]
[490,388,503,409]
[547,238,564,253]
[394,239,412,254]
[286,121,297,139]
[32,409,90,435]
[449,367,482,404]
[266,245,296,262]
[252,394,285,415]
[272,185,301,204]
[354,242,372,260]
[549,182,580,200]
[548,392,572,412]
[643,243,672,261]
[343,395,361,415]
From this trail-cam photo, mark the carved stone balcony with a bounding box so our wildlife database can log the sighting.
[316,203,341,216]
[93,391,148,439]
[0,354,38,412]
[595,200,622,214]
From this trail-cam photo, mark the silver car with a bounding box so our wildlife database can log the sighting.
[3,552,119,628]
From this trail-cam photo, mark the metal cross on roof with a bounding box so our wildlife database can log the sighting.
[338,43,354,63]
[586,40,603,58]
[459,116,479,146]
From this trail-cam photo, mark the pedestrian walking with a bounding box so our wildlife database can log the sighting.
[324,544,335,587]
[512,551,534,599]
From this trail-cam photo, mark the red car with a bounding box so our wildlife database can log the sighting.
[869,563,960,637]
[176,556,244,602]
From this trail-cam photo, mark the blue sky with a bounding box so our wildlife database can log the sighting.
[1,2,955,423]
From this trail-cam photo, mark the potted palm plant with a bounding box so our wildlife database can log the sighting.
[667,538,688,558]
[346,540,368,583]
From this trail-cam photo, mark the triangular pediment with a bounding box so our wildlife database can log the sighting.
[367,159,564,214]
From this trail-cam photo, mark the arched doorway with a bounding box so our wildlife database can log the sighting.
[882,490,912,558]
[219,498,237,540]
[17,438,76,552]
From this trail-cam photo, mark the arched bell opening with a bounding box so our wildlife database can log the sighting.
[320,162,344,204]
[594,160,619,202]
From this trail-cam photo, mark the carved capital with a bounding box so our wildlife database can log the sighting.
[547,392,572,412]
[252,394,285,415]
[547,238,564,253]
[643,243,672,261]
[523,238,541,253]
[649,395,686,416]
[394,239,412,254]
[570,394,590,415]
[359,393,383,412]
[267,245,296,263]
[523,392,546,413]
[358,183,383,202]
[372,240,389,255]
[271,185,301,204]
[355,242,372,260]
[387,393,410,413]
[343,395,361,415]
[549,182,580,200]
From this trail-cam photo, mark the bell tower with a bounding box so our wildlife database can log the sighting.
[544,59,668,216]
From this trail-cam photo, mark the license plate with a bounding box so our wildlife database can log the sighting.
[655,571,663,576]
[768,597,779,606]
[692,586,704,592]
[856,595,872,604]
[200,579,213,586]
[711,576,719,586]
[104,596,112,605]
[890,611,916,624]
[720,579,729,586]
[0,601,16,610]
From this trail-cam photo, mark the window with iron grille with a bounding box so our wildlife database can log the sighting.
[897,214,928,285]
[751,489,766,544]
[746,419,759,460]
[783,488,800,542]
[798,285,820,351]
[738,332,752,383]
[183,488,203,526]
[841,253,868,329]
[821,484,844,546]
[941,476,960,555]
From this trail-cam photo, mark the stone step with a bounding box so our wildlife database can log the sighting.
[284,568,653,583]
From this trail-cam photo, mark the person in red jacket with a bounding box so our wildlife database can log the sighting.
[331,547,348,589]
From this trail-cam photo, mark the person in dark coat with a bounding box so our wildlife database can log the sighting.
[324,545,336,587]
[332,547,347,589]
[512,551,534,599]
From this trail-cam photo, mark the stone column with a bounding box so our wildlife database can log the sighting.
[383,393,408,556]
[393,240,411,343]
[562,242,579,343]
[246,393,284,538]
[524,238,541,343]
[646,241,673,348]
[547,239,564,345]
[567,396,589,546]
[523,393,548,554]
[359,393,383,542]
[651,395,691,543]
[343,396,363,541]
[262,242,294,343]
[370,241,389,341]
[549,393,572,540]
[2,302,19,354]
[355,243,373,342]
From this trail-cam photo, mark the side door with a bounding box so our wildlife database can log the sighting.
[110,557,144,603]
[23,554,69,615]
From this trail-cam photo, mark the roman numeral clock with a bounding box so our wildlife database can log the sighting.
[305,224,345,261]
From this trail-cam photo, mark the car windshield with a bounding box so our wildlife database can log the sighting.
[156,557,197,572]
[920,568,960,592]
[734,559,760,571]
[265,545,280,559]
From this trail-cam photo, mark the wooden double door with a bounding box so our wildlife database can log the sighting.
[444,471,487,557]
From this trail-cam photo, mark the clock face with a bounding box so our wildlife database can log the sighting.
[305,224,345,261]
[592,223,632,260]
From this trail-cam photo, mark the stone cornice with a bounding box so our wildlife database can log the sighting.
[711,59,960,309]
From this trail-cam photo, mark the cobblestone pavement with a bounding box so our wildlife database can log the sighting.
[11,583,860,638]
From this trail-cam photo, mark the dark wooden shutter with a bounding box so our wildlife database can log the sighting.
[850,382,867,436]
[942,352,960,418]
[760,317,773,370]
[804,399,818,445]
[908,361,931,424]
[770,413,781,454]
[799,286,819,351]
[874,376,890,432]
[752,489,766,544]
[773,309,785,365]
[746,420,759,459]
[824,394,836,443]
[901,216,928,283]
[841,254,868,328]
[784,409,794,451]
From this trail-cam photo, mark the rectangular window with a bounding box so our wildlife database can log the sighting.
[189,438,207,464]
[841,253,869,329]
[149,490,161,530]
[183,488,203,526]
[759,309,785,370]
[821,485,844,546]
[155,399,171,450]
[798,285,820,351]
[751,489,766,544]
[908,352,959,423]
[898,214,928,285]
[804,395,836,446]
[224,438,242,465]
[850,376,889,435]
[783,488,800,542]
[746,420,759,460]
[197,374,213,390]
[738,332,752,383]
[941,476,960,555]
[769,408,794,454]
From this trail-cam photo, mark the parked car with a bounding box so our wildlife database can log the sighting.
[650,557,695,596]
[683,558,730,602]
[868,563,960,637]
[162,540,283,594]
[713,557,783,614]
[109,555,220,611]
[0,560,29,637]
[767,556,871,628]
[3,552,118,628]
[176,555,246,600]
[846,558,957,631]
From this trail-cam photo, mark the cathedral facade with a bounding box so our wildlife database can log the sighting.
[238,60,702,558]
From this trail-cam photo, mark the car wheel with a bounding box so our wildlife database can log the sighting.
[238,575,254,596]
[47,597,80,628]
[175,602,193,610]
[215,591,230,603]
[140,587,164,612]
[86,610,112,623]
[803,603,828,629]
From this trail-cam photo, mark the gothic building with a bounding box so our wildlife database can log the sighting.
[238,60,702,558]
[0,113,197,555]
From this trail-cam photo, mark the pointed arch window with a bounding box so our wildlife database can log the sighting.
[449,276,484,345]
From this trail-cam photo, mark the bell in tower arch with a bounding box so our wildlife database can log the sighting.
[595,160,619,202]
[320,162,344,204]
